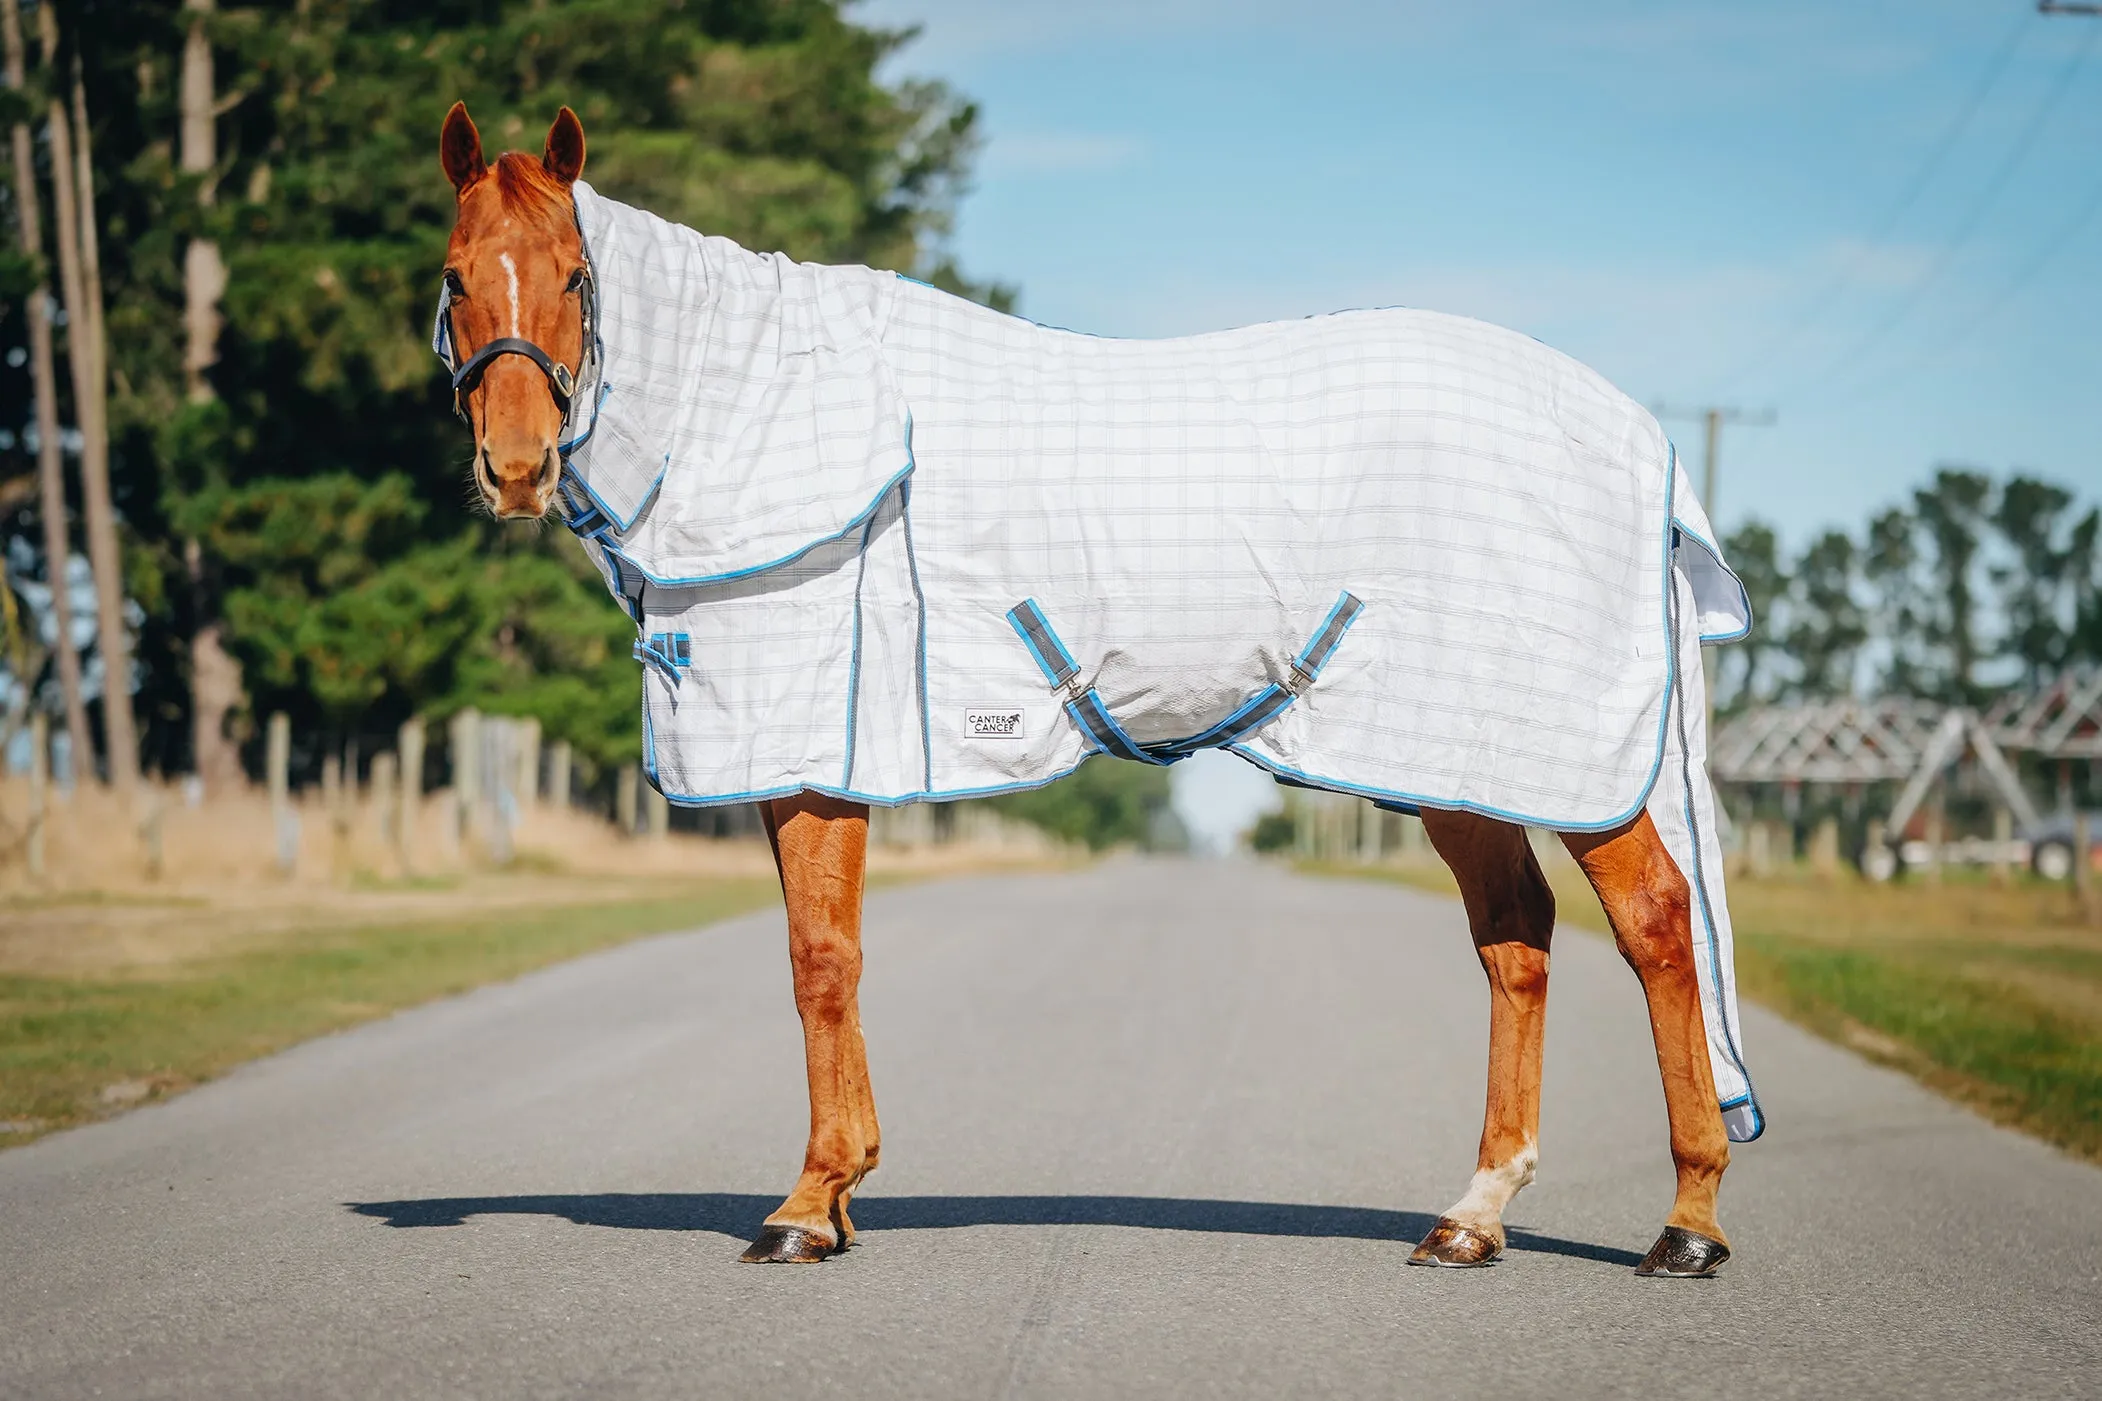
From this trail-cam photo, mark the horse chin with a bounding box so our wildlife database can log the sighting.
[491,492,554,521]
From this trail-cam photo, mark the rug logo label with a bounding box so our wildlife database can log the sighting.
[964,708,1026,740]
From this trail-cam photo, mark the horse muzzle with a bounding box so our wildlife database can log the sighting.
[478,442,561,519]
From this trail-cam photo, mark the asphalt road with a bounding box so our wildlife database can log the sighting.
[4,859,2099,1400]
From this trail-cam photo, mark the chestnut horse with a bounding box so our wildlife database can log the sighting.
[438,105,1733,1278]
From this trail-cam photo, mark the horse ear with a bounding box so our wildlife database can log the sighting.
[440,102,486,193]
[544,107,586,184]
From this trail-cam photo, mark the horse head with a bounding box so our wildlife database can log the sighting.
[439,102,588,520]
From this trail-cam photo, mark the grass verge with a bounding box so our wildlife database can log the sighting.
[0,879,777,1150]
[1311,858,2102,1162]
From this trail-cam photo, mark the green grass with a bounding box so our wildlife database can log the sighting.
[0,880,777,1148]
[1311,858,2102,1161]
[1733,931,2102,1159]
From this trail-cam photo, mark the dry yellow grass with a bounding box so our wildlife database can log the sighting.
[0,778,1077,1148]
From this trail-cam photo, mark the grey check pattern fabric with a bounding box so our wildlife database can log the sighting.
[498,182,1760,1136]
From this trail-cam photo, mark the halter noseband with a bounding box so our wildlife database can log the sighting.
[442,265,594,435]
[452,336,576,425]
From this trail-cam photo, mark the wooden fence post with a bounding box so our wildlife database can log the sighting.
[371,751,397,853]
[1923,804,1944,886]
[515,716,541,808]
[2076,810,2095,925]
[397,717,424,872]
[646,783,669,840]
[449,708,480,853]
[616,764,638,836]
[547,739,572,810]
[321,751,347,876]
[1810,818,1840,880]
[481,716,515,866]
[26,710,46,878]
[267,711,294,874]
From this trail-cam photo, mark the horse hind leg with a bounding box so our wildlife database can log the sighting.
[1563,812,1732,1278]
[1410,811,1555,1268]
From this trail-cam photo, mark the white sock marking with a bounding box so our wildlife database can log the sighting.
[499,251,520,337]
[1443,1138,1539,1234]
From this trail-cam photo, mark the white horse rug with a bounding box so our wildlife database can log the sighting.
[434,181,1764,1141]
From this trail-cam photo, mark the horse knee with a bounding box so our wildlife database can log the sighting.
[788,927,861,1021]
[1478,938,1550,1005]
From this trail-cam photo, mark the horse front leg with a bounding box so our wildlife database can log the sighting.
[1410,811,1556,1267]
[741,791,882,1264]
[1563,812,1732,1277]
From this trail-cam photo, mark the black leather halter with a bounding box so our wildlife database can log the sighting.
[442,266,594,434]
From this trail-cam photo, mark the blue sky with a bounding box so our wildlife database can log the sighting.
[857,0,2102,848]
[863,0,2102,537]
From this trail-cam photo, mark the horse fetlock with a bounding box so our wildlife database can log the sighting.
[1442,1139,1538,1237]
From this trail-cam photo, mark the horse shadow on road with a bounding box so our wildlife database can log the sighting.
[345,1193,1643,1266]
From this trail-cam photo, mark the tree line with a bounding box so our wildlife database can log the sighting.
[1715,467,2098,714]
[0,0,1008,798]
[0,1,2093,818]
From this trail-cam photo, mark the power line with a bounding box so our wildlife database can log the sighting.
[1827,146,2102,408]
[1709,9,2033,393]
[1782,19,2099,396]
[1815,0,2102,406]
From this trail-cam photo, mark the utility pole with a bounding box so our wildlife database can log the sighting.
[1650,404,1776,523]
[2038,4,2102,16]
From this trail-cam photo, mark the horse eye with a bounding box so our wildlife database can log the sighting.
[565,268,586,294]
[443,268,466,298]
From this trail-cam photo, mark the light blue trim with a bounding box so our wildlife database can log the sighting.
[556,381,613,458]
[901,474,933,792]
[1152,684,1291,758]
[1014,625,1063,687]
[1671,520,1755,645]
[640,675,660,787]
[1066,692,1175,767]
[1220,465,1684,834]
[1668,572,1764,1141]
[1006,599,1079,686]
[595,461,916,590]
[841,514,875,792]
[1292,591,1366,673]
[647,755,1096,812]
[1224,745,1666,834]
[556,437,669,538]
[634,411,1713,837]
[634,633,683,684]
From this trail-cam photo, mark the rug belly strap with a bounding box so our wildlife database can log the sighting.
[1005,593,1364,766]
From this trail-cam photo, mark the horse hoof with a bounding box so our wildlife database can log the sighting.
[739,1225,838,1264]
[1408,1217,1503,1267]
[1635,1226,1730,1278]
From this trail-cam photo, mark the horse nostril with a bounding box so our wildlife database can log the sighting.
[536,446,561,494]
[475,449,500,500]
